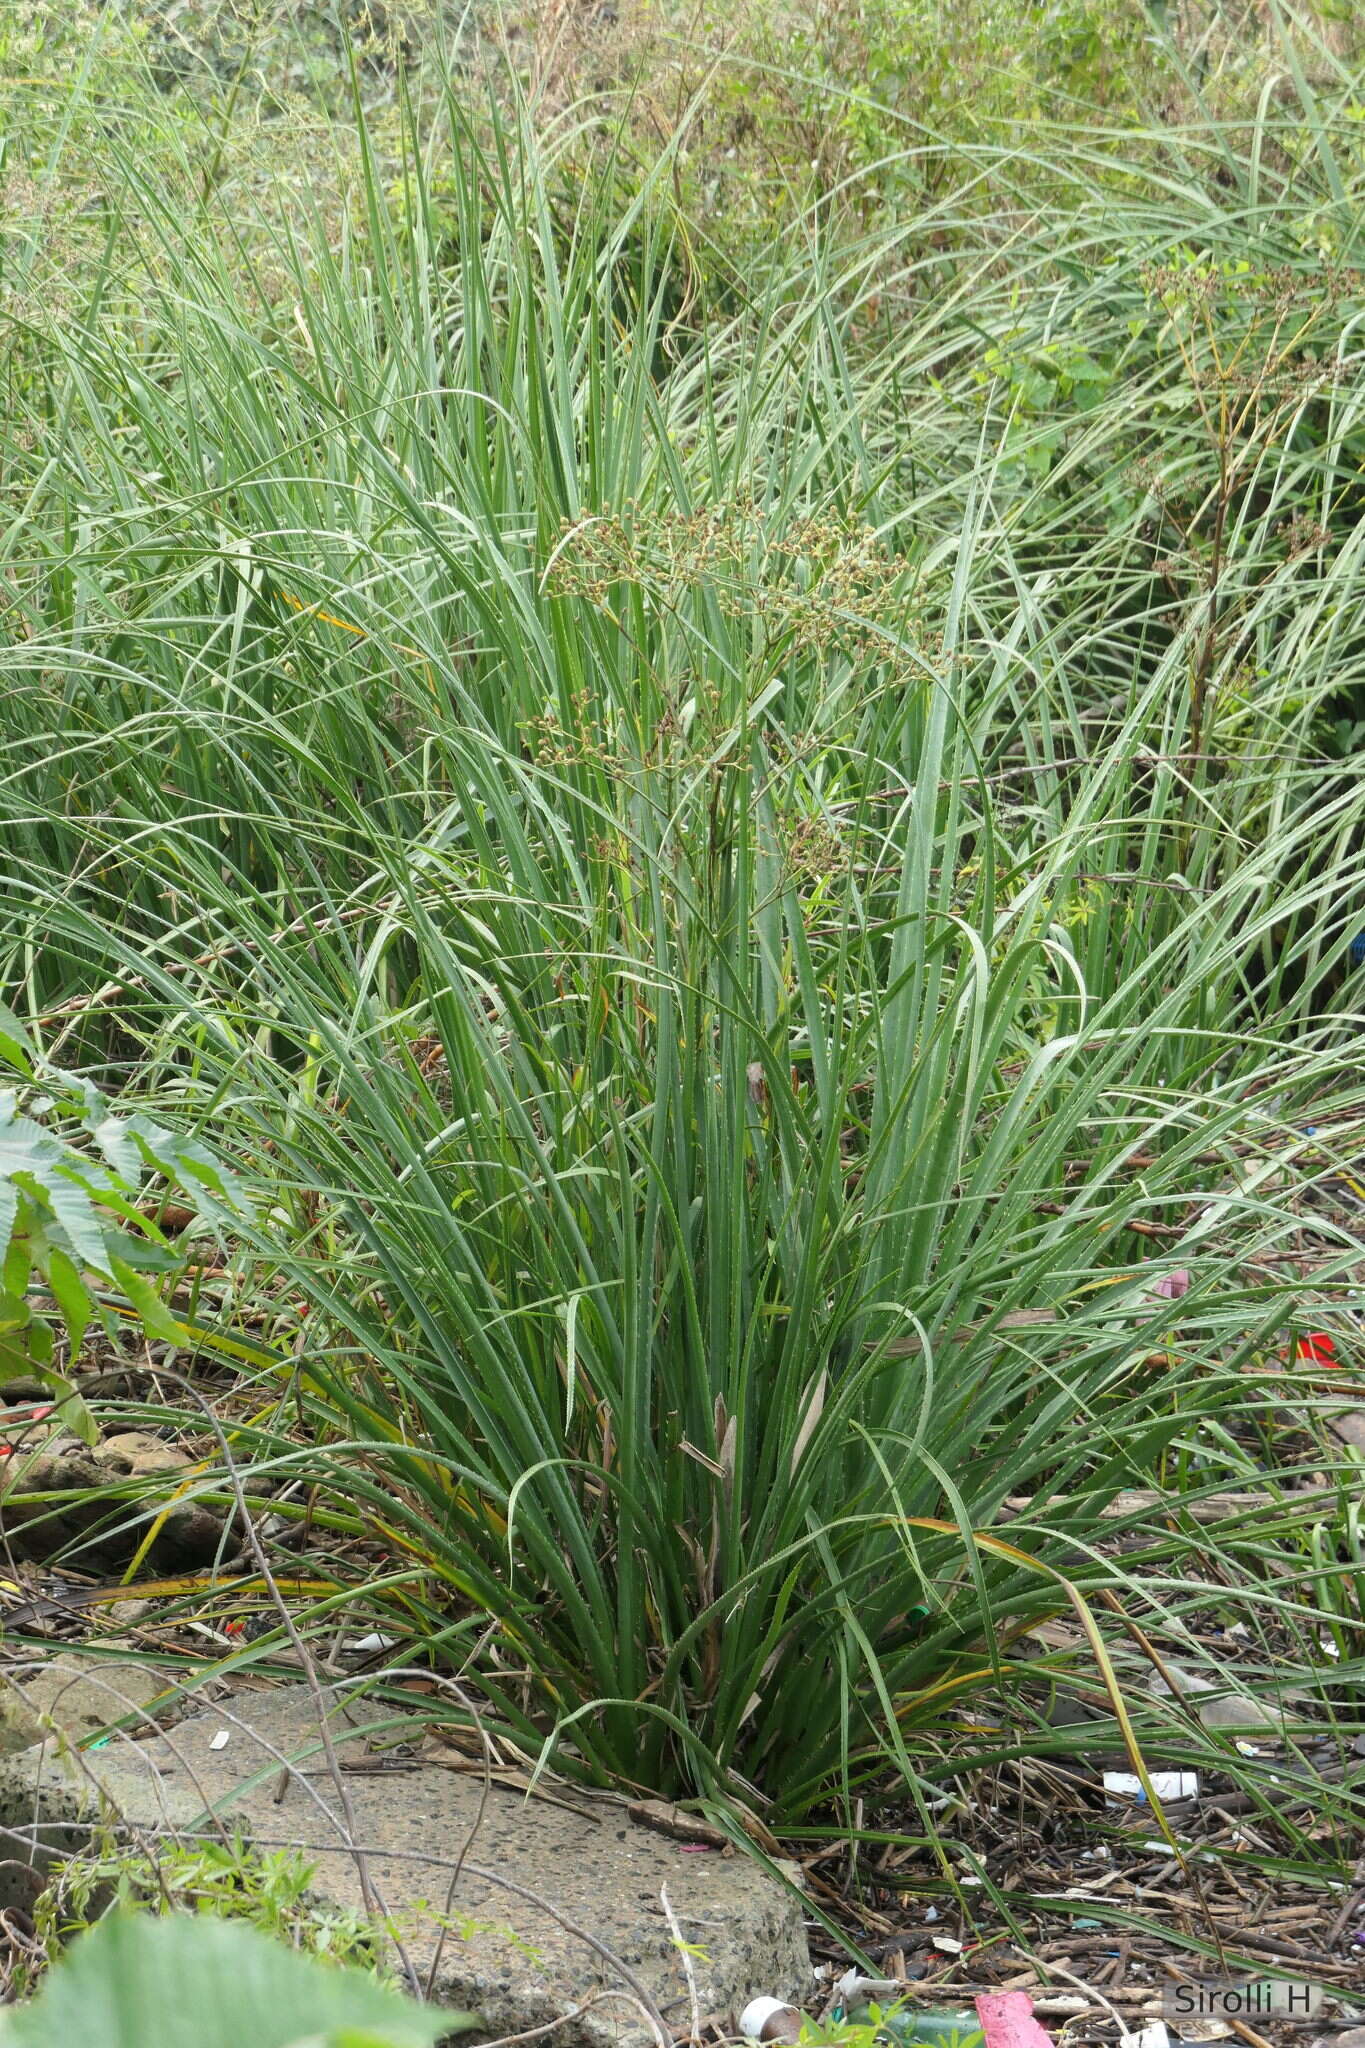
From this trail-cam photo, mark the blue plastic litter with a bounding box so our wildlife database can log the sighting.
[1350,932,1365,965]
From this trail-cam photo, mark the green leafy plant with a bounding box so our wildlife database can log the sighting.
[21,1835,384,1996]
[806,2006,984,2048]
[0,1007,246,1434]
[0,1911,471,2048]
[16,1830,534,2003]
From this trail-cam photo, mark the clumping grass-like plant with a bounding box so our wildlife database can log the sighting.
[1,43,1363,1840]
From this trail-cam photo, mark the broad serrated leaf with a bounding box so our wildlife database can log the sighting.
[0,1335,33,1382]
[1,1241,29,1301]
[0,1283,29,1330]
[0,1004,35,1079]
[0,1913,465,2048]
[121,1114,250,1215]
[0,1110,61,1177]
[107,1256,186,1343]
[99,1227,181,1274]
[42,1170,115,1277]
[91,1114,143,1184]
[46,1378,98,1447]
[0,1115,111,1273]
[44,1246,93,1358]
[86,1178,165,1234]
[0,1180,17,1270]
[65,1073,107,1127]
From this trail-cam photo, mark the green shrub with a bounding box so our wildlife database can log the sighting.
[18,1836,383,2000]
[0,1009,245,1433]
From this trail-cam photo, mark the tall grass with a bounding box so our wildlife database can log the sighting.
[1,43,1363,1836]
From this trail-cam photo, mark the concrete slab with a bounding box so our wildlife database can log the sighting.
[4,1653,181,1745]
[0,1680,812,2046]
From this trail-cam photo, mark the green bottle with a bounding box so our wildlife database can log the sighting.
[836,2005,984,2048]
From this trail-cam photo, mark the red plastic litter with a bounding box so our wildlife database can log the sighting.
[1295,1331,1340,1366]
[975,1993,1057,2048]
[0,1403,54,1455]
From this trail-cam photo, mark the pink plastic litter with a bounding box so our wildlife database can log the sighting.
[1150,1269,1190,1300]
[975,1992,1057,2048]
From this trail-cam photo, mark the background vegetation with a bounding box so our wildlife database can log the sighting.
[0,0,1362,1878]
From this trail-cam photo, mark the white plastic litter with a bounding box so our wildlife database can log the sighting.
[1119,2024,1170,2048]
[208,1729,230,1752]
[1103,1770,1198,1802]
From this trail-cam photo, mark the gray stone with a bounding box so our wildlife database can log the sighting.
[99,1429,193,1477]
[0,1433,236,1569]
[0,1684,45,1757]
[0,1681,811,2045]
[1146,1664,1300,1734]
[1328,1403,1365,1455]
[0,1654,195,1913]
[5,1653,180,1743]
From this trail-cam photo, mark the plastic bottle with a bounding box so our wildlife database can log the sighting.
[837,2006,984,2048]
